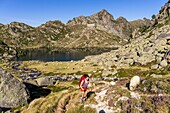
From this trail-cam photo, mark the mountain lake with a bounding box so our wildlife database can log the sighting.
[15,47,117,62]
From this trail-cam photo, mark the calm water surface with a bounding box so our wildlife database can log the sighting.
[16,48,117,61]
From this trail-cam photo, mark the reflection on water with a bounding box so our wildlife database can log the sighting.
[16,48,117,62]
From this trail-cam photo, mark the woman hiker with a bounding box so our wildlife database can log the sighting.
[79,74,90,102]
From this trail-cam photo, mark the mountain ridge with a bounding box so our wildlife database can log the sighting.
[67,9,151,40]
[0,9,150,50]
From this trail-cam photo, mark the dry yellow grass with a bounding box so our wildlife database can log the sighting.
[20,90,67,113]
[20,86,82,113]
[21,61,98,74]
[19,83,97,113]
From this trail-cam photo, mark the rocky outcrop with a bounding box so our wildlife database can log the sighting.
[0,40,16,61]
[2,22,34,36]
[67,9,114,25]
[0,68,30,108]
[152,2,170,25]
[0,22,35,48]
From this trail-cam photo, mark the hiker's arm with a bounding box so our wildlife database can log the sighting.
[80,80,84,90]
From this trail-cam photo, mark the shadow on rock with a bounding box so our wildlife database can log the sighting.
[0,107,11,113]
[126,82,130,90]
[24,82,51,101]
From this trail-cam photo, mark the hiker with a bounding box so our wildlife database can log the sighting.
[79,74,89,102]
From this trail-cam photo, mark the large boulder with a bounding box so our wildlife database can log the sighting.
[129,76,141,91]
[0,68,30,108]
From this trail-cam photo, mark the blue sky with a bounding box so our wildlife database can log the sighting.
[0,0,168,27]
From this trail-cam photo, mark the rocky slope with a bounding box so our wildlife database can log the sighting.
[85,1,170,70]
[0,22,34,47]
[130,18,151,29]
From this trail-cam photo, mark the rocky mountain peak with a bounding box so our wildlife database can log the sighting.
[8,22,33,28]
[116,16,128,23]
[98,9,108,14]
[0,22,34,41]
[67,9,114,25]
[94,9,114,19]
[91,9,115,22]
[67,9,150,40]
[39,20,65,28]
[38,20,65,31]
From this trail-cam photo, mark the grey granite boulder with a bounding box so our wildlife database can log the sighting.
[0,68,30,108]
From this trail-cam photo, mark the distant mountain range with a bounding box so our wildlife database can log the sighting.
[0,9,151,50]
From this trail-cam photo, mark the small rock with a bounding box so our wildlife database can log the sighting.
[105,61,113,67]
[150,74,163,78]
[130,92,141,99]
[150,64,159,69]
[151,85,159,93]
[160,60,168,67]
[109,81,116,86]
[118,96,129,101]
[112,69,118,75]
[3,53,8,57]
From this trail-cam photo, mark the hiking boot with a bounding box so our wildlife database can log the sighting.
[80,97,83,102]
[82,98,86,102]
